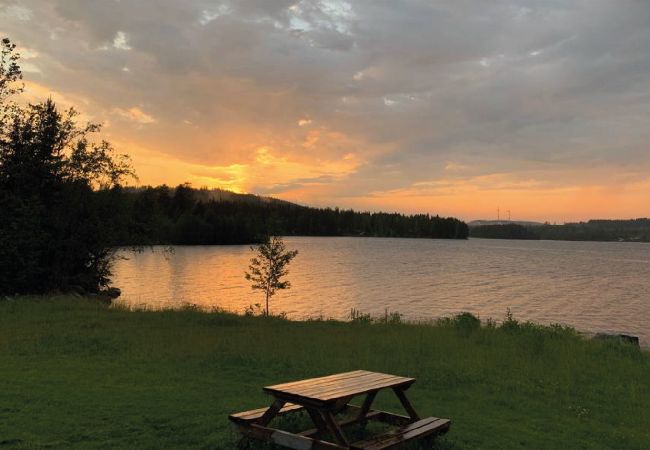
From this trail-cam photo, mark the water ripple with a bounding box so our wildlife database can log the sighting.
[112,237,650,345]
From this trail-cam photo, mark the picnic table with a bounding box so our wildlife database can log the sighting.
[229,370,450,449]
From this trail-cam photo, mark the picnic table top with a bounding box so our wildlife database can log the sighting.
[263,370,415,404]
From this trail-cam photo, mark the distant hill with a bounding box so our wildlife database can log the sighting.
[468,220,544,227]
[125,186,292,206]
[119,184,469,244]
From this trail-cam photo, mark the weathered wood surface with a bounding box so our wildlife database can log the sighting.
[264,370,415,405]
[350,417,451,450]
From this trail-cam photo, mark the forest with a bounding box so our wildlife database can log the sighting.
[470,220,650,242]
[117,184,470,245]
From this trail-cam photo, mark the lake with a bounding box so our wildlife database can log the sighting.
[113,237,650,345]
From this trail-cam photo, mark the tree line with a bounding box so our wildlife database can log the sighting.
[470,220,650,242]
[115,184,470,245]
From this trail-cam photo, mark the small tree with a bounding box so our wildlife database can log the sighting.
[245,236,298,316]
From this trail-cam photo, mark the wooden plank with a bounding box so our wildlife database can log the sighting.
[291,372,400,392]
[265,370,368,391]
[268,383,416,412]
[301,377,415,403]
[350,417,451,450]
[284,372,405,394]
[366,418,450,449]
[299,376,413,399]
[392,387,420,420]
[234,423,347,450]
[265,371,413,398]
[285,373,408,398]
[229,402,303,423]
[269,375,414,405]
[265,370,367,390]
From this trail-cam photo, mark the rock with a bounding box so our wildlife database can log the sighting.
[86,288,120,306]
[103,287,121,299]
[594,333,640,347]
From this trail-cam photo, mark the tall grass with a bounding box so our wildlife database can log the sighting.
[0,296,648,449]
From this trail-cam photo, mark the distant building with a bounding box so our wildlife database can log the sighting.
[467,220,544,228]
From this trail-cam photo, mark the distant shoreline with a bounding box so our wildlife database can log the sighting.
[469,220,650,243]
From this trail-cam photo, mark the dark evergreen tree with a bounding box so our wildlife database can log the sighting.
[0,39,134,295]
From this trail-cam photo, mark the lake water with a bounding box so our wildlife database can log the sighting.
[112,237,650,345]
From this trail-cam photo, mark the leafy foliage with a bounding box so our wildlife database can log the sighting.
[0,37,22,125]
[245,236,298,316]
[0,38,134,295]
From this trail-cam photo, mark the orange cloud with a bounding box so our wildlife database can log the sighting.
[6,0,650,224]
[112,107,156,124]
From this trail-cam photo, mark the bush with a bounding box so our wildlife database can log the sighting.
[437,312,482,336]
[500,307,520,332]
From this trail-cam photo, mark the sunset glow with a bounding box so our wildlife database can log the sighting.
[4,1,650,222]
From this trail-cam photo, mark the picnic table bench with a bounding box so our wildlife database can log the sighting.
[229,370,450,449]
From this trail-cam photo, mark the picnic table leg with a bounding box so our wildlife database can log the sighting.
[357,390,377,420]
[333,396,353,413]
[392,387,420,421]
[256,398,285,426]
[305,407,329,437]
[320,410,350,447]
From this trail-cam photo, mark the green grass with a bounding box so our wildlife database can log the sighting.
[0,297,649,449]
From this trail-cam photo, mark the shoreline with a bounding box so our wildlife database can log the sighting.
[107,297,649,350]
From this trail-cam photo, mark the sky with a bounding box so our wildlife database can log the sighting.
[2,0,650,222]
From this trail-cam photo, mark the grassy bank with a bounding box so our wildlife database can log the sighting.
[0,297,649,449]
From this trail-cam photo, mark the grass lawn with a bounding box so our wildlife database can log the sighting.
[0,297,649,449]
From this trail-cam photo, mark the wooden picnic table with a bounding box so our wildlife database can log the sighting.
[229,370,450,449]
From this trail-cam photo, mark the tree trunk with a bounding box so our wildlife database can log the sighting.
[265,286,270,316]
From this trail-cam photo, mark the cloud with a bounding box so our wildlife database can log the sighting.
[112,31,132,50]
[0,4,32,22]
[3,0,650,220]
[112,107,156,124]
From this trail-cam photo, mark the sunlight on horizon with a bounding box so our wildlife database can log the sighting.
[5,1,650,222]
